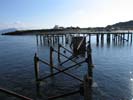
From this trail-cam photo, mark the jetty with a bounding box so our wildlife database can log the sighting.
[33,29,132,99]
[3,28,132,45]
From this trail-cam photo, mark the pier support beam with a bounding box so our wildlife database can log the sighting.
[83,75,92,100]
[107,33,111,46]
[131,33,132,44]
[96,34,99,46]
[101,34,104,46]
[34,53,39,81]
[86,41,93,86]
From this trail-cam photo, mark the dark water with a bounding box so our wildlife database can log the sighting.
[0,35,133,100]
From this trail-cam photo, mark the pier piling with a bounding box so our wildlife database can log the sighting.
[34,53,39,81]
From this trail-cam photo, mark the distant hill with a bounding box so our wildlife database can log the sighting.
[106,20,133,30]
[2,20,133,35]
[0,28,17,34]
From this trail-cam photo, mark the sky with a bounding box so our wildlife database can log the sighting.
[0,0,133,30]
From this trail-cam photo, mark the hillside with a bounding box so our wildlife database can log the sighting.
[106,20,133,30]
[0,28,17,34]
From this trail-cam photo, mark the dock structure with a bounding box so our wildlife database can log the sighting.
[35,30,133,46]
[33,30,133,99]
[34,36,95,99]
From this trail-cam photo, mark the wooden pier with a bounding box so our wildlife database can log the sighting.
[35,31,133,47]
[33,30,133,99]
[34,37,95,100]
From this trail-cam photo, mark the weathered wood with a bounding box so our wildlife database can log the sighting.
[72,36,86,56]
[96,34,99,46]
[34,53,39,81]
[0,87,33,100]
[38,58,84,82]
[83,75,92,100]
[131,33,132,43]
[101,34,104,46]
[86,41,94,87]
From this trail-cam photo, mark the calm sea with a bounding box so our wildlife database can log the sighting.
[0,34,133,100]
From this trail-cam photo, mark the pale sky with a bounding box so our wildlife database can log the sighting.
[0,0,133,29]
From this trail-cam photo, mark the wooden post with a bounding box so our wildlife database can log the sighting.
[47,35,49,45]
[86,41,93,86]
[116,34,118,45]
[131,33,132,44]
[50,46,54,74]
[107,33,110,43]
[96,34,99,46]
[107,33,111,47]
[58,44,61,63]
[34,53,39,81]
[83,75,92,100]
[53,35,55,45]
[65,35,68,44]
[101,34,104,47]
[84,42,93,100]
